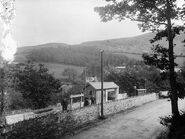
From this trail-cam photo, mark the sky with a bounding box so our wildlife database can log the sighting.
[7,0,144,47]
[0,0,184,47]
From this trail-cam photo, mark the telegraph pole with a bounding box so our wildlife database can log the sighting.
[84,67,87,105]
[84,67,86,95]
[100,50,105,119]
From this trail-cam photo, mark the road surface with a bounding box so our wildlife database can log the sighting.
[64,99,185,139]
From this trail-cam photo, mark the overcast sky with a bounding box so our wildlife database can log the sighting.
[1,0,184,47]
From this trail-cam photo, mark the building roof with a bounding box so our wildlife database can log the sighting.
[87,82,119,90]
[137,89,146,91]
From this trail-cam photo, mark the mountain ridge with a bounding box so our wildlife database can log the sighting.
[15,32,185,66]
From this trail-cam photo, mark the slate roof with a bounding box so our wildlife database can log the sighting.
[87,82,118,90]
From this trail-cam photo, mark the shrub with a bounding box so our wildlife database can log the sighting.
[160,112,185,139]
[5,112,77,139]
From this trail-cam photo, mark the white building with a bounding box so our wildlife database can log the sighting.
[85,82,119,104]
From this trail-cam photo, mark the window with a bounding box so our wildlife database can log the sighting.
[89,91,92,95]
[108,91,115,101]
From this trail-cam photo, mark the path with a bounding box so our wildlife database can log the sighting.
[64,99,185,139]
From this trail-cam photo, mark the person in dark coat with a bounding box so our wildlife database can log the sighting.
[84,97,89,106]
[62,98,68,111]
[91,97,95,104]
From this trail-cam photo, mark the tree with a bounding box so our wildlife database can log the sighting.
[12,62,61,109]
[0,62,27,111]
[0,61,16,124]
[0,63,6,123]
[67,81,84,97]
[62,68,78,82]
[105,64,163,96]
[105,68,137,96]
[95,0,185,117]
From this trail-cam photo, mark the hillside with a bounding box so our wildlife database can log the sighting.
[15,43,69,63]
[79,33,185,62]
[15,32,185,66]
[79,33,155,53]
[40,62,84,79]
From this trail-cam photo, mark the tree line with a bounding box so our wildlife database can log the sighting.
[26,45,137,67]
[95,0,185,119]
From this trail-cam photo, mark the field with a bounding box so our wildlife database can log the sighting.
[41,62,84,78]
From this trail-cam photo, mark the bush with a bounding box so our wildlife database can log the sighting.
[160,112,185,139]
[5,112,77,139]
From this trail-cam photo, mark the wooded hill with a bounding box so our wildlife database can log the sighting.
[15,32,185,67]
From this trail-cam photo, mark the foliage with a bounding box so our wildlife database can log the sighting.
[18,42,150,79]
[0,65,28,111]
[62,68,78,82]
[68,82,84,96]
[5,112,77,139]
[7,91,26,110]
[175,62,185,99]
[11,62,62,109]
[160,63,185,134]
[104,64,163,96]
[24,44,143,79]
[95,0,181,30]
[26,45,131,67]
[95,0,185,117]
[142,30,184,98]
[85,61,101,78]
[0,62,17,118]
[105,67,136,96]
[160,111,185,139]
[143,44,171,70]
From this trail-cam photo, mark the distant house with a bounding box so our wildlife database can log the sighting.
[85,82,119,104]
[136,89,147,96]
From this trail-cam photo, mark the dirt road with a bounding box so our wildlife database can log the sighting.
[64,99,185,139]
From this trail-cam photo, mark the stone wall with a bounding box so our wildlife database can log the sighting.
[6,93,158,139]
[72,104,98,124]
[71,93,158,124]
[7,93,158,126]
[104,93,157,115]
